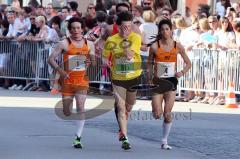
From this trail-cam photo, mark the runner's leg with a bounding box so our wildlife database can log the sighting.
[162,91,176,149]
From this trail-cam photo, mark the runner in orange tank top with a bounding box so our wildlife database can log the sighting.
[61,37,90,94]
[147,19,191,150]
[48,17,95,149]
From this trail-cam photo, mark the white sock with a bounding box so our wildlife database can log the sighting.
[76,120,85,138]
[162,122,172,145]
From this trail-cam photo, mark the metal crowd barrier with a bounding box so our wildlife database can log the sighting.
[0,40,239,94]
[178,48,240,94]
[0,40,111,86]
[0,40,47,83]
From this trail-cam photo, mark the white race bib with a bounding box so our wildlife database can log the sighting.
[68,55,86,71]
[157,62,175,78]
[115,57,135,74]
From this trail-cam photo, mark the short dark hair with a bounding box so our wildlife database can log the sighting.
[50,16,61,28]
[116,2,130,13]
[67,17,85,31]
[116,11,133,25]
[69,1,78,11]
[62,6,70,12]
[96,11,107,23]
[23,6,32,14]
[133,5,143,15]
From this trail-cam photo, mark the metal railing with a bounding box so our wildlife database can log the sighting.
[177,48,240,94]
[0,41,239,94]
[0,40,111,86]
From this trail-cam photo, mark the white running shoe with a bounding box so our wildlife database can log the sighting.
[161,144,172,150]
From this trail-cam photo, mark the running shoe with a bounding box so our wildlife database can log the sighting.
[73,137,83,149]
[161,144,172,150]
[121,136,131,150]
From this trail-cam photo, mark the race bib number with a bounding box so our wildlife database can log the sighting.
[68,55,86,71]
[157,62,175,78]
[115,57,135,74]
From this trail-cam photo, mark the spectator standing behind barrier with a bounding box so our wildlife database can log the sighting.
[205,16,220,104]
[208,16,220,40]
[60,6,72,36]
[45,3,57,25]
[22,6,32,30]
[15,11,30,37]
[86,11,107,42]
[179,17,201,102]
[0,9,9,37]
[232,19,240,48]
[225,7,237,23]
[68,1,82,18]
[141,0,153,9]
[197,18,217,104]
[28,0,40,9]
[11,0,21,12]
[216,0,227,17]
[139,10,158,99]
[214,17,236,105]
[33,16,59,42]
[216,17,236,50]
[173,16,188,42]
[153,0,172,12]
[6,11,18,39]
[84,4,97,33]
[132,5,144,27]
[50,16,64,39]
[161,7,172,20]
[184,7,192,26]
[26,14,39,38]
[36,5,45,16]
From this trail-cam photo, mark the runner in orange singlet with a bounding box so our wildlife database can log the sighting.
[48,17,95,149]
[147,19,191,150]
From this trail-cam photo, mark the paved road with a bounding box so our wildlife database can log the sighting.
[0,90,240,159]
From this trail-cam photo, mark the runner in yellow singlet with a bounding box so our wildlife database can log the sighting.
[102,11,142,150]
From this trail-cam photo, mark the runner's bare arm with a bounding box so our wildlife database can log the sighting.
[140,32,148,51]
[147,42,157,83]
[102,37,112,67]
[48,40,66,68]
[87,40,96,66]
[176,43,191,77]
[48,40,68,78]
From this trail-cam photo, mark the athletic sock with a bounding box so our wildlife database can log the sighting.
[76,120,85,138]
[162,122,172,145]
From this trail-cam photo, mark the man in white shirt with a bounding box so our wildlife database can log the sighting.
[60,6,72,37]
[22,6,32,31]
[216,0,226,17]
